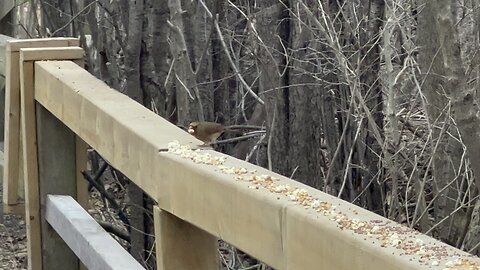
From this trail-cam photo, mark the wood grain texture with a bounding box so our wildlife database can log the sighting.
[20,59,42,270]
[7,38,78,52]
[154,206,218,270]
[3,38,80,213]
[75,136,89,209]
[18,46,83,270]
[46,195,144,270]
[36,105,79,270]
[3,50,21,206]
[33,60,480,270]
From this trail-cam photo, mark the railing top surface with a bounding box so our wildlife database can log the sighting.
[29,59,480,270]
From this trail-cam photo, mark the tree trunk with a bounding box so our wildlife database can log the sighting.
[417,0,466,244]
[151,0,170,117]
[357,0,385,213]
[124,0,145,103]
[287,1,324,188]
[256,1,289,175]
[123,0,147,265]
[168,0,204,125]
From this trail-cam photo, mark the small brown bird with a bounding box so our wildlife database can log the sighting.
[188,121,265,145]
[188,121,226,144]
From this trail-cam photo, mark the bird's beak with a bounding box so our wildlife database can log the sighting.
[187,126,195,134]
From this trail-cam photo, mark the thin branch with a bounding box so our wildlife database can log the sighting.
[213,131,265,145]
[213,15,265,105]
[49,0,99,37]
[96,220,130,242]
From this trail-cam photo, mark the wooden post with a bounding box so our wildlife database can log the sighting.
[3,37,79,214]
[0,35,16,142]
[75,137,89,209]
[36,103,79,270]
[74,57,88,270]
[153,206,219,270]
[3,48,21,208]
[19,46,84,270]
[20,59,42,269]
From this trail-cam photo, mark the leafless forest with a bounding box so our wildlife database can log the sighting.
[2,0,480,269]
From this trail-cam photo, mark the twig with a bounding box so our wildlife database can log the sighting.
[49,0,99,37]
[213,131,265,145]
[82,170,130,226]
[289,166,300,179]
[425,194,480,235]
[246,134,266,162]
[174,73,195,99]
[194,0,214,75]
[213,15,265,105]
[96,220,130,242]
[267,105,276,171]
[324,96,355,191]
[338,118,363,199]
[226,125,265,130]
[456,188,478,248]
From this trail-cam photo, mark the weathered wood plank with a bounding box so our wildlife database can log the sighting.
[34,60,480,270]
[153,206,218,270]
[0,35,15,142]
[73,56,88,270]
[73,59,88,211]
[19,47,84,270]
[19,46,84,61]
[7,38,79,52]
[75,136,89,209]
[3,49,21,206]
[20,59,42,270]
[46,195,145,270]
[36,105,79,270]
[3,38,80,213]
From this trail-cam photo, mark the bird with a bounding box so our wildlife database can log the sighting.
[188,121,227,144]
[187,121,265,145]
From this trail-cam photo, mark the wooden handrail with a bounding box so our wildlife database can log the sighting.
[25,59,480,270]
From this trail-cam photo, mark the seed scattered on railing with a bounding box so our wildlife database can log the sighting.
[164,141,480,269]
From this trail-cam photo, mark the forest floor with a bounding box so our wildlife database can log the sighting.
[0,177,27,269]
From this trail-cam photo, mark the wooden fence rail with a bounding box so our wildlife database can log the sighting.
[2,39,480,270]
[45,195,144,270]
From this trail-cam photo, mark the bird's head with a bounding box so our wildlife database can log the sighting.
[188,122,199,135]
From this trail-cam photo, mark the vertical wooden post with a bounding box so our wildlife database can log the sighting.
[19,47,85,270]
[75,137,89,209]
[0,35,16,141]
[36,105,79,270]
[153,206,219,270]
[20,58,42,270]
[73,58,89,212]
[3,49,21,207]
[73,59,89,270]
[3,38,80,214]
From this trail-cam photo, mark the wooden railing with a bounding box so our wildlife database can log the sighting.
[3,37,480,270]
